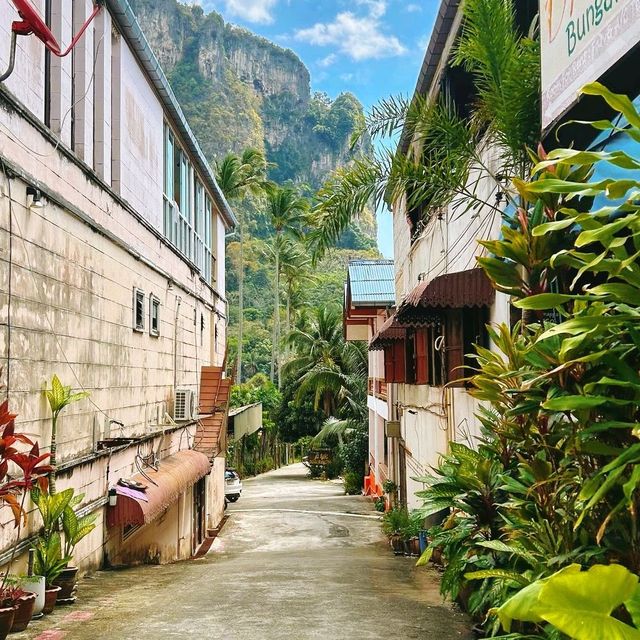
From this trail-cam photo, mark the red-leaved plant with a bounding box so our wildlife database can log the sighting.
[0,399,53,526]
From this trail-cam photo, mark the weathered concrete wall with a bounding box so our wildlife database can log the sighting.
[0,1,230,571]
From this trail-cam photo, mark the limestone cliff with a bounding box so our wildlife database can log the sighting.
[129,0,373,195]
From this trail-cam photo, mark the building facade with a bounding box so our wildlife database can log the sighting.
[0,0,234,570]
[343,259,394,498]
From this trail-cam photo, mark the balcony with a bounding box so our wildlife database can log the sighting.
[367,377,388,401]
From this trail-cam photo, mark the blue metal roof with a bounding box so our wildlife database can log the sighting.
[347,259,395,306]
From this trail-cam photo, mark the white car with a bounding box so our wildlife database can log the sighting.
[225,468,242,502]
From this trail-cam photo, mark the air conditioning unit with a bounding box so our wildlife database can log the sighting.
[174,389,196,421]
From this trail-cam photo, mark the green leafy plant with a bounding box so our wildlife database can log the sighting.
[342,471,362,496]
[44,375,89,494]
[495,564,640,639]
[381,507,410,538]
[34,532,70,588]
[62,493,97,560]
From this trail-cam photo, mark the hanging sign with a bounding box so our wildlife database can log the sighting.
[540,0,640,130]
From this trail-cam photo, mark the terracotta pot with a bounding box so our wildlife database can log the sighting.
[407,537,421,557]
[11,591,36,632]
[0,606,16,640]
[52,566,78,604]
[42,586,61,615]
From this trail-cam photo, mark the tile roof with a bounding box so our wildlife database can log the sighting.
[347,259,395,306]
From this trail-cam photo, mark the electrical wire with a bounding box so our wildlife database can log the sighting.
[2,159,13,397]
[1,164,113,422]
[0,33,103,161]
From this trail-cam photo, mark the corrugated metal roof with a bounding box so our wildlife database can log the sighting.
[347,259,395,306]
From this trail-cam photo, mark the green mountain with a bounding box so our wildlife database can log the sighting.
[129,0,374,195]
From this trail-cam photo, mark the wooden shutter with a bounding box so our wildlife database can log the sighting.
[415,328,429,384]
[383,346,394,382]
[393,341,406,383]
[446,311,465,386]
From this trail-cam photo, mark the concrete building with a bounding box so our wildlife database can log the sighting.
[0,0,234,570]
[371,0,511,509]
[343,259,394,497]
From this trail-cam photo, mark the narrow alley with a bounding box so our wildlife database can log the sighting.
[15,465,470,640]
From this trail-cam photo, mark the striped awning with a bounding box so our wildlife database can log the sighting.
[107,450,211,527]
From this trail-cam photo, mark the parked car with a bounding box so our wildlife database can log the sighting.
[225,468,242,502]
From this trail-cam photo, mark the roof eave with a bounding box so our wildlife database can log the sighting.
[107,0,238,229]
[397,0,461,156]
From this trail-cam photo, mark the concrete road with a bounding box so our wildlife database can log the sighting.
[17,463,471,640]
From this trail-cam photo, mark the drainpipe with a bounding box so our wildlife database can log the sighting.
[173,296,182,392]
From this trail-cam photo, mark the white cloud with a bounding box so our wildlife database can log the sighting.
[318,53,338,68]
[406,3,422,12]
[212,0,278,24]
[340,72,354,81]
[294,1,406,61]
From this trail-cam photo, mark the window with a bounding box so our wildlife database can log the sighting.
[150,296,160,337]
[383,342,406,383]
[133,289,145,332]
[445,308,488,386]
[162,124,216,286]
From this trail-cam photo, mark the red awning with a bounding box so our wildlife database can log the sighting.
[405,268,494,308]
[397,268,494,325]
[369,315,406,351]
[107,450,211,528]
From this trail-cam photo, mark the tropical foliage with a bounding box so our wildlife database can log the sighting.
[309,0,540,260]
[415,84,640,638]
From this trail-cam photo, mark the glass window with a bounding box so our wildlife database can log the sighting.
[133,289,145,332]
[150,296,160,337]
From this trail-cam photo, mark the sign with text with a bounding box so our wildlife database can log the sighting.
[541,0,640,130]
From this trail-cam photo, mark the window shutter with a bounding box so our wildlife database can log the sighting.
[393,341,406,383]
[384,346,394,382]
[415,328,428,384]
[446,311,465,386]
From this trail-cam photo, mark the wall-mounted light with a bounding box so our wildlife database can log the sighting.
[108,487,118,507]
[26,186,44,209]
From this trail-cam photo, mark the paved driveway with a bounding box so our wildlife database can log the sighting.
[17,463,471,640]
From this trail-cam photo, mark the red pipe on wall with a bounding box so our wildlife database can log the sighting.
[9,0,102,57]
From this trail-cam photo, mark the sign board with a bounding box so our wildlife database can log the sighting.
[540,0,640,130]
[307,449,332,465]
[385,420,401,439]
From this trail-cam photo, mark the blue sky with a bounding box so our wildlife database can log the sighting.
[196,0,439,258]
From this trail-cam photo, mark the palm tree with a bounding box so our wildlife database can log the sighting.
[264,186,309,385]
[215,149,269,382]
[308,0,540,260]
[283,306,367,423]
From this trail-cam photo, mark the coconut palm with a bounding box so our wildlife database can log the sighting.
[308,0,540,260]
[264,186,310,385]
[215,148,269,382]
[284,306,367,426]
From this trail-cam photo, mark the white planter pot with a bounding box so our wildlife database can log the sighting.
[21,576,45,616]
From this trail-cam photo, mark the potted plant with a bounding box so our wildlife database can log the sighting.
[401,511,423,556]
[34,532,67,614]
[3,578,37,633]
[381,507,410,555]
[0,585,25,639]
[44,375,88,494]
[31,487,96,604]
[0,397,52,628]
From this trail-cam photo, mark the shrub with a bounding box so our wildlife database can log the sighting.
[381,507,410,537]
[343,472,362,495]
